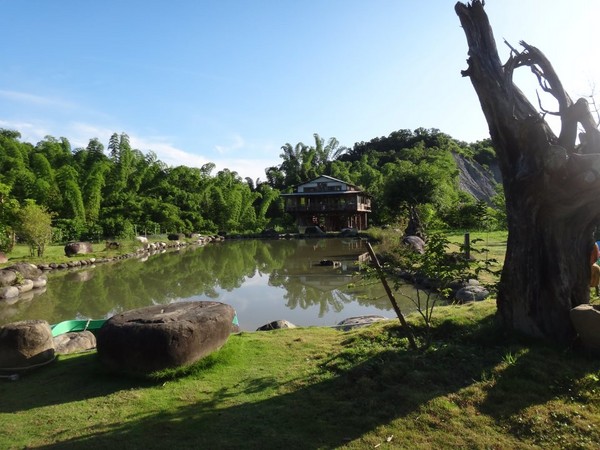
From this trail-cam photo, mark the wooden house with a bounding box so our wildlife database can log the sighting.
[281,175,371,232]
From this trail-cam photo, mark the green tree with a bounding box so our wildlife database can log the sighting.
[0,182,20,252]
[16,200,53,257]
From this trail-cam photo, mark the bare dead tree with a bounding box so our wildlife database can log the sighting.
[455,1,600,343]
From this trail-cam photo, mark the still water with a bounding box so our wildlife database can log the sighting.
[0,238,421,331]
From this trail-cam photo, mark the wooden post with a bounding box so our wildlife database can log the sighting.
[365,242,417,350]
[464,232,470,260]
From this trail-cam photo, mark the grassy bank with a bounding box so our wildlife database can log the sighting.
[1,300,599,449]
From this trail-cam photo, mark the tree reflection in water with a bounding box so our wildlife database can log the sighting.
[0,238,417,330]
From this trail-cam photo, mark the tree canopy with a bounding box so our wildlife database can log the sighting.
[0,123,502,246]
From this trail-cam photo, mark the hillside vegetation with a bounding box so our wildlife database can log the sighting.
[0,128,503,253]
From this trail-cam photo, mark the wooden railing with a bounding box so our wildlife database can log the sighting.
[285,203,371,213]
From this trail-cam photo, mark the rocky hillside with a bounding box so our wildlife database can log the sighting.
[453,152,502,203]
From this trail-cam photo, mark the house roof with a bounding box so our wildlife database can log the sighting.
[283,175,367,193]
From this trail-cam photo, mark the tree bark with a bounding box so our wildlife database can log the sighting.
[455,1,600,343]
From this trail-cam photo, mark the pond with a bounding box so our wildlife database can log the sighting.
[0,238,423,331]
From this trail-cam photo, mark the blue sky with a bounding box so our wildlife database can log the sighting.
[2,0,599,180]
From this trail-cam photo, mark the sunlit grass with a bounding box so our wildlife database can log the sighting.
[1,301,599,449]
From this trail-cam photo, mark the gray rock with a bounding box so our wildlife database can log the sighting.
[0,286,19,299]
[0,270,17,287]
[403,235,425,254]
[16,279,34,293]
[0,320,55,370]
[31,277,47,289]
[570,304,600,353]
[97,301,236,374]
[54,331,97,354]
[6,263,42,280]
[256,320,297,331]
[64,242,93,257]
[455,285,489,303]
[335,315,387,331]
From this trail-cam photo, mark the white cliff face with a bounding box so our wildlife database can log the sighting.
[452,152,502,204]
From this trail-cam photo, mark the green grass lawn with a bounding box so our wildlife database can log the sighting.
[2,230,599,448]
[1,301,599,449]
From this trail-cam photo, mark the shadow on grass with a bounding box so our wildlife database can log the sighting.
[32,352,480,449]
[28,315,505,449]
[480,341,600,420]
[0,352,156,413]
[5,311,598,449]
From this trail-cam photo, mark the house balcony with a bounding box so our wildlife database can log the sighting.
[285,203,371,213]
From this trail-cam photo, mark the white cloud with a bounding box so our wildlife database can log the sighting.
[211,157,271,181]
[214,134,245,155]
[0,90,75,109]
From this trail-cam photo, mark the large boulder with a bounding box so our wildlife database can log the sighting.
[0,320,55,370]
[570,304,600,353]
[454,285,490,303]
[6,262,42,280]
[64,242,93,257]
[54,331,97,354]
[402,235,425,254]
[97,301,236,374]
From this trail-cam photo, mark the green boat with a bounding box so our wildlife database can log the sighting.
[51,319,107,337]
[50,311,239,337]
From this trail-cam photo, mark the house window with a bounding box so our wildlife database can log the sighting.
[317,182,327,191]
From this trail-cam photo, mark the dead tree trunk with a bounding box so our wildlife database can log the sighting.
[455,1,600,343]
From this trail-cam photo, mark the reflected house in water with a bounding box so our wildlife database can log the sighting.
[279,239,370,284]
[268,239,372,314]
[282,175,372,232]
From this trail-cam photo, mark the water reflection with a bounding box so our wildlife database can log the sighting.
[0,239,420,330]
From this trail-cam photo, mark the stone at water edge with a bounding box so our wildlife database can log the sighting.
[96,301,236,374]
[335,315,387,331]
[256,320,297,331]
[6,263,42,280]
[454,285,489,303]
[0,320,55,370]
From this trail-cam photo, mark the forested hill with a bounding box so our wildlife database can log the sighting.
[337,127,501,203]
[0,127,504,246]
